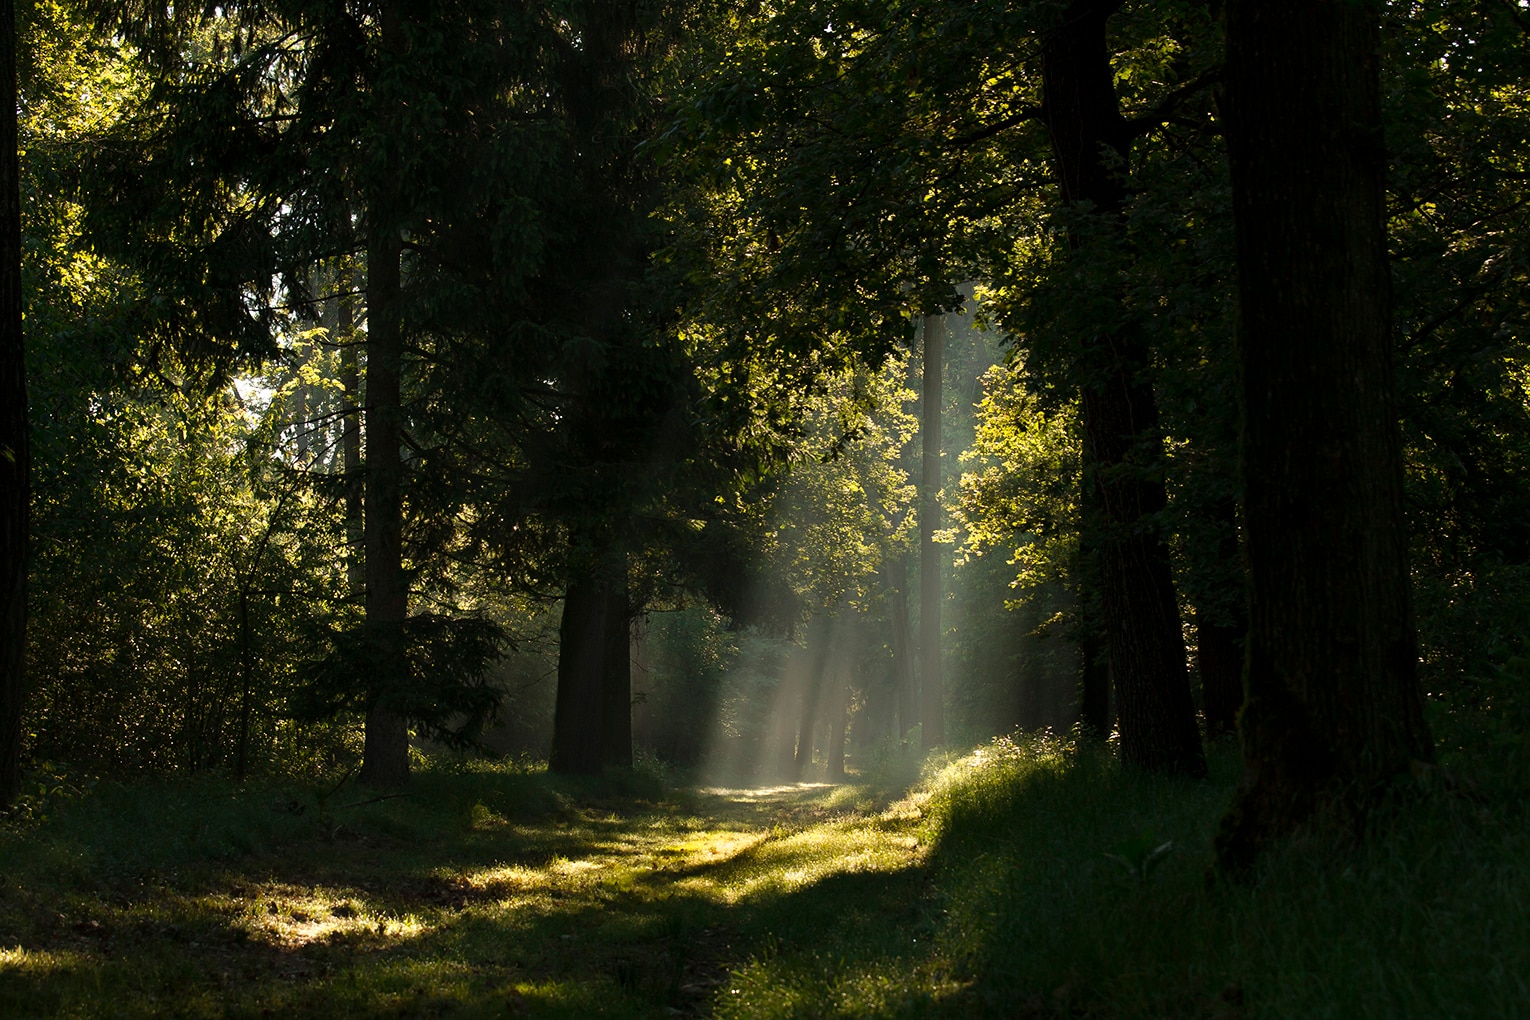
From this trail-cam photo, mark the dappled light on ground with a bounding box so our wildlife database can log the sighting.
[0,769,930,1018]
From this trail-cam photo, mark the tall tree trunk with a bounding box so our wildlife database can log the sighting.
[550,556,609,775]
[1216,0,1432,871]
[1198,615,1244,738]
[827,678,848,780]
[920,314,945,749]
[1199,498,1246,738]
[0,0,26,808]
[600,555,632,769]
[1041,0,1205,776]
[358,0,409,787]
[359,218,409,786]
[1075,516,1111,737]
[795,615,832,776]
[886,554,916,738]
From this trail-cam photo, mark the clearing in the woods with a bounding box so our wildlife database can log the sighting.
[0,760,939,1018]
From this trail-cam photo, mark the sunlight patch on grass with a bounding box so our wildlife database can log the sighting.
[673,818,922,905]
[0,945,85,974]
[655,829,765,867]
[454,862,550,896]
[234,883,428,948]
[549,856,602,876]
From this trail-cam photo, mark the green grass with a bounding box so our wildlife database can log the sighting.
[2,737,1526,1018]
[717,731,1530,1019]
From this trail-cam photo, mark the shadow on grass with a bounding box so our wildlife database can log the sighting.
[0,763,932,1018]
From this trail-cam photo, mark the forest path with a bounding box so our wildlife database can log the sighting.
[0,770,932,1018]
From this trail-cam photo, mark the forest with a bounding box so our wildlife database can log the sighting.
[0,0,1528,1017]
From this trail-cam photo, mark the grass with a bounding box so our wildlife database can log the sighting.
[0,758,929,1018]
[717,731,1530,1019]
[2,735,1527,1018]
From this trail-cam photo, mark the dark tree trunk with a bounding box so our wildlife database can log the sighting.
[600,561,632,769]
[551,536,632,775]
[1198,618,1244,738]
[1041,0,1204,776]
[0,0,25,808]
[551,559,609,775]
[1078,622,1111,737]
[1076,514,1112,737]
[358,4,410,786]
[359,214,410,787]
[1217,0,1433,871]
[1199,499,1247,738]
[920,314,945,749]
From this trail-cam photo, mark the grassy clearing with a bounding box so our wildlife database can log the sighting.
[2,736,1526,1018]
[0,759,930,1018]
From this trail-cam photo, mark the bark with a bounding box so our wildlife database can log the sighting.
[1198,616,1244,738]
[358,3,410,787]
[1076,519,1112,737]
[550,560,609,775]
[919,314,945,749]
[550,536,632,775]
[600,564,632,769]
[358,215,409,786]
[0,0,25,808]
[886,554,917,738]
[1078,629,1111,736]
[1041,0,1204,776]
[1217,0,1432,871]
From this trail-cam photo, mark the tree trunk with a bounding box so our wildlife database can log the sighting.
[1199,499,1246,738]
[1076,519,1111,737]
[794,615,833,777]
[359,215,410,786]
[550,558,609,775]
[358,3,410,787]
[1198,617,1244,738]
[1216,0,1433,872]
[0,0,26,808]
[920,313,945,750]
[1041,0,1204,776]
[886,554,916,738]
[600,559,632,769]
[827,679,848,780]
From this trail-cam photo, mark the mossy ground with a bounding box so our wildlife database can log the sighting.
[1,735,1525,1018]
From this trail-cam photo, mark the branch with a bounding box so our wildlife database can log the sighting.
[947,105,1045,149]
[1124,66,1221,139]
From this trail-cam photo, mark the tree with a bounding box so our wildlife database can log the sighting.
[0,0,25,807]
[1215,0,1434,871]
[356,0,409,787]
[1035,0,1205,776]
[919,313,945,748]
